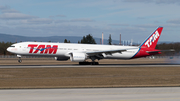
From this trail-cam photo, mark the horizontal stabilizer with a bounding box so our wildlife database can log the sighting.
[146,49,175,53]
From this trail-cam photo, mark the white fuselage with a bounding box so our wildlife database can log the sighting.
[7,42,139,60]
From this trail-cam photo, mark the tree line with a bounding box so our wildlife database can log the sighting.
[156,43,180,56]
[0,42,14,55]
[0,34,179,56]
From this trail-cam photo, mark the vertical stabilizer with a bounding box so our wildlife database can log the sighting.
[140,27,163,49]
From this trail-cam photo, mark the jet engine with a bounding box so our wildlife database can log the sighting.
[55,56,69,61]
[70,53,86,62]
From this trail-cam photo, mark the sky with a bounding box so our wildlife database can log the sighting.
[0,0,180,43]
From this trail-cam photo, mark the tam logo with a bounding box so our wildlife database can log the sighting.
[145,31,160,48]
[28,44,58,54]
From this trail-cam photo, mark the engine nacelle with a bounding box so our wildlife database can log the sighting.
[70,53,86,62]
[55,56,69,61]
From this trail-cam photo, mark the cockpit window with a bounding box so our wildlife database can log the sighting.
[10,46,15,47]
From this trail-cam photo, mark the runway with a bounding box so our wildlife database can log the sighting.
[0,63,180,68]
[1,87,180,101]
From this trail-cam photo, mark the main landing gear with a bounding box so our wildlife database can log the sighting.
[79,57,100,65]
[79,62,99,65]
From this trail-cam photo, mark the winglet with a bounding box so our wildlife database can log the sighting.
[140,27,163,49]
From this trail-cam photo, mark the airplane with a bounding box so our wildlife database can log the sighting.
[7,27,169,65]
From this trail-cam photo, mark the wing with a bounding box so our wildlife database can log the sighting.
[86,48,138,56]
[87,49,127,55]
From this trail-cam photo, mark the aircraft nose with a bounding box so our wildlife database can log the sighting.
[7,47,11,52]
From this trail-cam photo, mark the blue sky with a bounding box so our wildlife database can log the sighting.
[0,0,180,43]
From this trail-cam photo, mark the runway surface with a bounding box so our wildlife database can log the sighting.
[0,63,180,68]
[1,87,180,101]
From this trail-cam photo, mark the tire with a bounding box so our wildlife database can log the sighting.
[18,59,22,63]
[79,62,99,65]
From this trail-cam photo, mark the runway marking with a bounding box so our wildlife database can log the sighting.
[108,97,180,101]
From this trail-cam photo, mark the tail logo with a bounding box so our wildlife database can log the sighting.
[145,31,160,48]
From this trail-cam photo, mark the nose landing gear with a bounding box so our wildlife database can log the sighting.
[17,55,22,63]
[18,57,22,63]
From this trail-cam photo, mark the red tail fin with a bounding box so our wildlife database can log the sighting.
[140,27,163,49]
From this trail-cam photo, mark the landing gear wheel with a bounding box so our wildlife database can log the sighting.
[91,62,99,65]
[79,62,99,65]
[79,62,89,65]
[18,59,22,63]
[18,58,22,63]
[95,62,99,65]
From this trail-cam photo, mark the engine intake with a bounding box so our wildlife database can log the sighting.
[70,53,86,62]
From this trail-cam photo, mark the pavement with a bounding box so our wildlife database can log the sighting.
[0,63,180,68]
[1,87,180,101]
